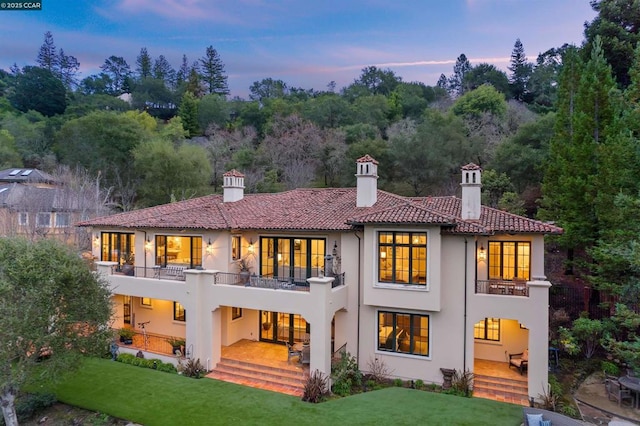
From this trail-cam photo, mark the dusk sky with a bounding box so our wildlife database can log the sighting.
[0,1,596,98]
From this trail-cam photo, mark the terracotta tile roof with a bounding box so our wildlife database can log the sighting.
[78,189,563,236]
[223,169,244,178]
[356,154,379,164]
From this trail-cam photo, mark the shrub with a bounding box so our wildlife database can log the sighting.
[450,369,474,397]
[115,353,177,374]
[302,370,329,403]
[415,379,424,390]
[331,352,362,396]
[393,378,404,387]
[157,362,178,373]
[601,360,619,377]
[178,358,205,378]
[0,392,57,425]
[366,357,392,384]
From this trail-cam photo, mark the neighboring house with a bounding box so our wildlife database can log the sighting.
[79,156,562,401]
[0,168,100,247]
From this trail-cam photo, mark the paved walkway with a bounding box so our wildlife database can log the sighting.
[574,373,640,425]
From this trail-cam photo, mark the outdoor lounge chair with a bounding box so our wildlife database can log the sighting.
[523,407,584,425]
[509,349,528,375]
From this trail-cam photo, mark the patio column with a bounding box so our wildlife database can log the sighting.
[307,276,336,379]
[527,278,551,401]
[184,270,216,368]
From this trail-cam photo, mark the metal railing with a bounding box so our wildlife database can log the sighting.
[111,265,186,282]
[331,272,345,288]
[213,272,312,291]
[476,279,529,296]
[117,329,185,356]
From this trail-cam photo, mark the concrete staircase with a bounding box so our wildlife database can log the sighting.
[207,357,308,397]
[474,373,530,406]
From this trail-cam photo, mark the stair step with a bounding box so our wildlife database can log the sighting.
[473,374,529,406]
[208,358,307,397]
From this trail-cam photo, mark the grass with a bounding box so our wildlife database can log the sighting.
[42,358,522,426]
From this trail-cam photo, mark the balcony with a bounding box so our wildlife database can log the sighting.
[213,272,345,291]
[476,279,529,297]
[113,265,188,282]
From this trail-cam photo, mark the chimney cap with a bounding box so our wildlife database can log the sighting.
[223,169,245,178]
[356,154,379,165]
[461,163,481,171]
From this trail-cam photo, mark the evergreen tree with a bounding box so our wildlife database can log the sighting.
[36,31,58,72]
[508,38,532,101]
[100,56,131,95]
[178,91,200,136]
[136,47,152,79]
[153,54,176,88]
[199,46,229,96]
[448,54,471,96]
[436,74,448,91]
[176,54,190,85]
[57,48,80,90]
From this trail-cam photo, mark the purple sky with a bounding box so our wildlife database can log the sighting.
[0,0,596,98]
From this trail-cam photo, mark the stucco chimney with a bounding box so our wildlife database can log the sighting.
[356,154,378,207]
[460,163,482,220]
[222,169,245,202]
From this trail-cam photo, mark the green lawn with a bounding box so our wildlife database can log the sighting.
[44,358,522,426]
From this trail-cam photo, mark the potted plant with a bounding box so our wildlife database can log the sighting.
[119,328,134,345]
[167,337,186,354]
[262,322,272,331]
[236,258,251,284]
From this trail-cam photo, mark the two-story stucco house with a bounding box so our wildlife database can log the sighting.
[79,155,562,402]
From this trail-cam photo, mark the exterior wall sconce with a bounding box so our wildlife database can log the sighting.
[247,238,255,254]
[206,238,214,255]
[145,237,153,253]
[478,244,486,261]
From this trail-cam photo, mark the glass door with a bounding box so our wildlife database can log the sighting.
[259,311,309,344]
[260,311,275,341]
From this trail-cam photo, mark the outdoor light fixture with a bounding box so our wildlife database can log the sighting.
[144,237,153,253]
[93,233,100,246]
[478,244,486,261]
[206,238,214,255]
[247,238,255,254]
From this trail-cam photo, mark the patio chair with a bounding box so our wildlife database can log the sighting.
[605,377,634,406]
[286,343,300,363]
[300,345,310,365]
[509,349,528,375]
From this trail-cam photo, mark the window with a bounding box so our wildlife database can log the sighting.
[259,237,325,281]
[378,232,427,284]
[232,235,241,260]
[18,212,28,226]
[488,241,530,280]
[474,318,500,341]
[36,212,51,228]
[231,307,242,320]
[101,232,135,271]
[55,213,70,227]
[156,235,202,268]
[123,295,132,325]
[140,297,152,307]
[173,302,186,322]
[378,311,429,356]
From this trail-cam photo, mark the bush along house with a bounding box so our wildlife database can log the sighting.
[79,155,562,403]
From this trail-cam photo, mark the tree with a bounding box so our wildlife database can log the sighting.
[436,74,448,91]
[508,39,532,101]
[462,63,511,97]
[0,237,112,426]
[153,55,176,88]
[199,46,229,95]
[197,94,230,133]
[8,66,67,116]
[136,47,152,79]
[99,56,131,95]
[131,77,176,120]
[36,31,58,72]
[448,54,472,96]
[57,49,80,90]
[178,91,200,137]
[527,47,565,112]
[354,66,401,96]
[134,138,212,206]
[584,0,640,88]
[249,78,288,102]
[0,129,22,168]
[79,73,113,95]
[176,54,191,86]
[451,84,507,118]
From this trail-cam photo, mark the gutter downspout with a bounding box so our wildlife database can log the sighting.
[355,231,362,363]
[463,238,468,373]
[143,230,148,270]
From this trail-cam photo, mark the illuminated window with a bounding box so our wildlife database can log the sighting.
[378,311,429,356]
[474,318,500,341]
[378,232,427,284]
[155,235,202,268]
[232,235,241,260]
[488,241,530,280]
[140,297,151,307]
[173,302,186,322]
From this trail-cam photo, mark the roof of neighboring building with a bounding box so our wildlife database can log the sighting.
[0,182,82,211]
[0,168,56,184]
[77,187,563,236]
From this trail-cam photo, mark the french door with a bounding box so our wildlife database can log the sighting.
[259,311,309,345]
